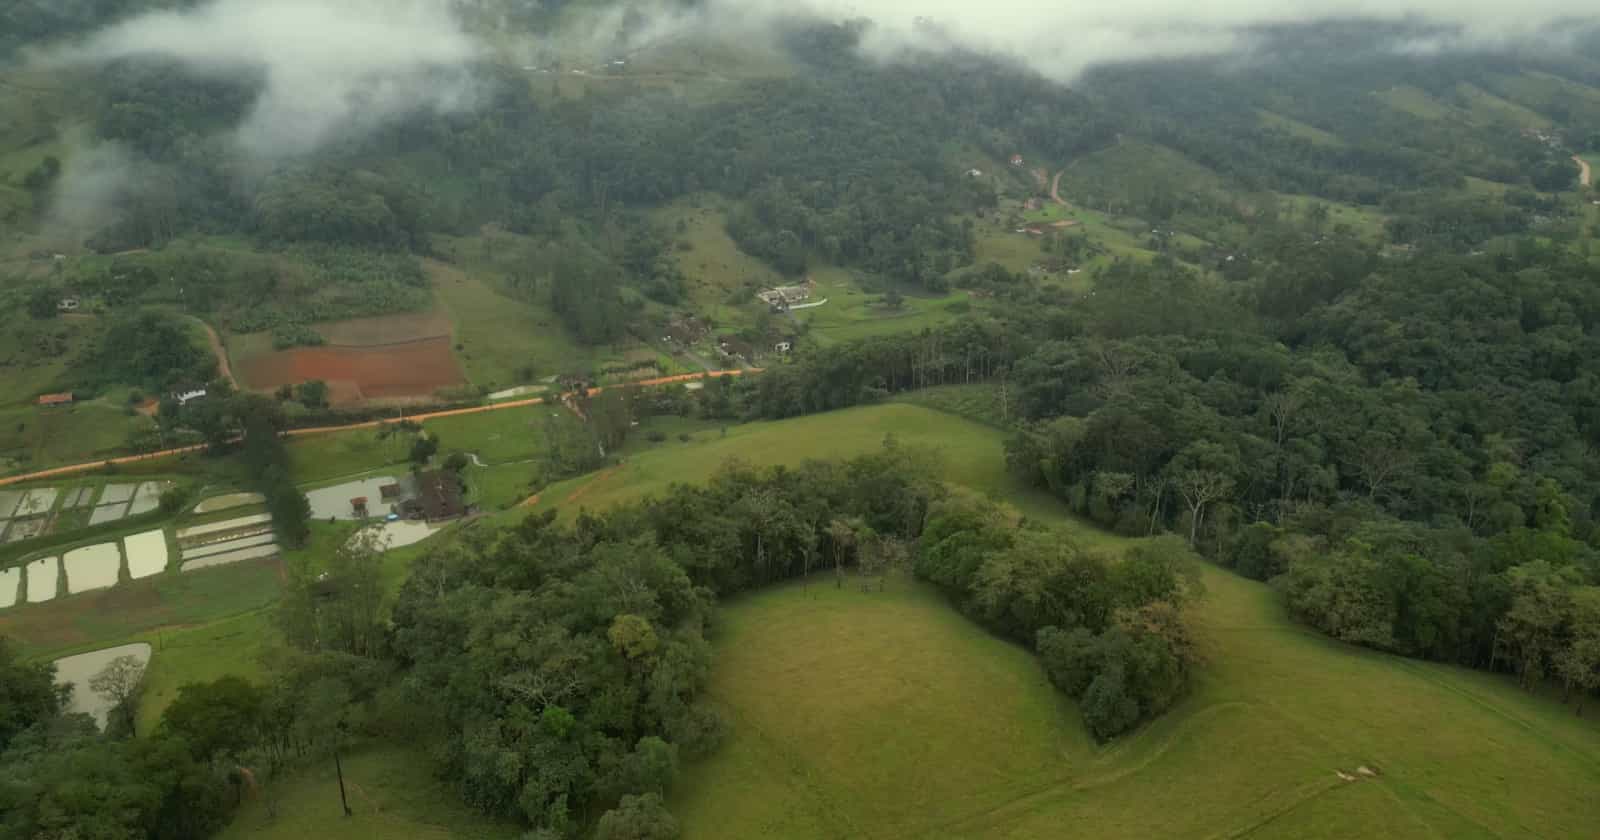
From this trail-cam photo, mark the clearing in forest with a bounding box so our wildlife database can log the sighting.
[670,544,1600,840]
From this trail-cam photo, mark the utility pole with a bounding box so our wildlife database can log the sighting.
[334,719,352,818]
[335,745,352,817]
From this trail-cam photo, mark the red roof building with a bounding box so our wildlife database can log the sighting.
[36,393,73,407]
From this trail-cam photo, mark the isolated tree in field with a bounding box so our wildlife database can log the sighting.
[1167,442,1236,546]
[90,654,147,737]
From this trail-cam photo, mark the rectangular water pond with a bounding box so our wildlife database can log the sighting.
[96,484,137,505]
[7,518,47,543]
[0,566,18,609]
[89,503,129,526]
[193,492,266,514]
[182,543,279,572]
[53,643,152,730]
[180,533,277,561]
[60,487,94,509]
[127,481,171,516]
[176,513,273,541]
[0,490,23,519]
[16,487,58,517]
[25,556,59,603]
[123,530,170,580]
[64,543,122,594]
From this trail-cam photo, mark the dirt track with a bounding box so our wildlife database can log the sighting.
[1577,155,1594,188]
[0,369,758,487]
[188,317,237,389]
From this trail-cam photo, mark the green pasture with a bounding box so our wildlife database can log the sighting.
[671,551,1600,839]
[1256,109,1345,146]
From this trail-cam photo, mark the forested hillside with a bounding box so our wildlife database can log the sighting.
[4,3,1600,839]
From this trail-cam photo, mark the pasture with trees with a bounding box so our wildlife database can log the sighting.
[3,4,1600,840]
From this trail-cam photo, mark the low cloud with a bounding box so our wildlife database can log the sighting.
[689,0,1598,81]
[40,0,480,158]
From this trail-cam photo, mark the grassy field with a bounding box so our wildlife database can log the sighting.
[201,400,1600,838]
[793,268,969,346]
[671,576,1089,838]
[670,555,1600,839]
[0,557,282,657]
[135,608,277,734]
[655,197,786,330]
[423,251,603,389]
[532,403,1016,515]
[217,741,517,840]
[1275,193,1388,239]
[1455,83,1553,130]
[1375,85,1456,120]
[1256,109,1345,146]
[0,399,147,476]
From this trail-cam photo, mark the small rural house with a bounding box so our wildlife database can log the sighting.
[1009,154,1024,166]
[408,470,467,522]
[774,341,793,353]
[36,392,74,408]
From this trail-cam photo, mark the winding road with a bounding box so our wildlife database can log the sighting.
[1576,155,1593,188]
[0,369,756,487]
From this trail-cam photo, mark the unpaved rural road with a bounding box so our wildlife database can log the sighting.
[1051,170,1068,206]
[1577,155,1594,188]
[0,369,757,487]
[188,317,237,388]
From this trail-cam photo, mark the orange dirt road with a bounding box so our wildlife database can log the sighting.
[0,369,758,487]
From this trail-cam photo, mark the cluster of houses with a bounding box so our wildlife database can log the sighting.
[755,282,815,312]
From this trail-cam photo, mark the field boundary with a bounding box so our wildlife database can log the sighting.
[0,370,758,487]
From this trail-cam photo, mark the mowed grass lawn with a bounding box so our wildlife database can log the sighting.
[671,562,1600,839]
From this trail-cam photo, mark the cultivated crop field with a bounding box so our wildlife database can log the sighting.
[239,337,466,405]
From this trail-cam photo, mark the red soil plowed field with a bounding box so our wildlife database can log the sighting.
[239,337,464,404]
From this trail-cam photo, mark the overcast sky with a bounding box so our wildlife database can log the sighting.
[708,0,1597,80]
